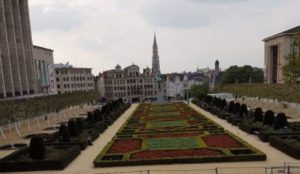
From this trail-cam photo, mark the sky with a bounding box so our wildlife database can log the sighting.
[29,0,300,75]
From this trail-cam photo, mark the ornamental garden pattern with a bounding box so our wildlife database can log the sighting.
[94,103,266,167]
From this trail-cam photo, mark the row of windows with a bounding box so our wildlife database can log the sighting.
[105,78,154,85]
[105,84,154,91]
[57,83,94,89]
[58,89,94,94]
[56,76,93,82]
[56,70,91,75]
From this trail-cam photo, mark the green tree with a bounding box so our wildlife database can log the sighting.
[222,65,264,84]
[189,82,209,98]
[282,34,300,84]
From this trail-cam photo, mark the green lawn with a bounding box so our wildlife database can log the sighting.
[145,137,200,150]
[147,120,187,129]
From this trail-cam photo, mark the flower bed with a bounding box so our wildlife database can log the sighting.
[94,103,266,167]
[108,139,141,154]
[202,134,243,149]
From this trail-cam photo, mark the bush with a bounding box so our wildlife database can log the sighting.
[93,109,102,122]
[270,136,300,159]
[30,136,45,160]
[263,110,275,126]
[239,104,248,117]
[68,120,79,137]
[59,124,70,142]
[87,112,95,124]
[221,99,227,110]
[274,113,288,130]
[76,118,84,133]
[254,108,263,122]
[234,102,241,114]
[0,145,81,172]
[228,101,235,113]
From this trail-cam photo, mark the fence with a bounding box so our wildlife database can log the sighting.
[0,104,92,142]
[96,163,300,174]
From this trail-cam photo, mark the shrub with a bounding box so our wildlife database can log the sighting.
[239,104,248,117]
[274,113,288,130]
[263,110,275,126]
[228,101,235,113]
[59,124,70,142]
[76,118,85,133]
[221,99,227,110]
[68,120,79,137]
[29,136,45,160]
[94,109,102,121]
[254,108,263,122]
[234,102,241,114]
[87,112,95,124]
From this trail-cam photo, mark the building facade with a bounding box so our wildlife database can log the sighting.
[54,64,94,94]
[0,0,37,98]
[99,64,158,103]
[33,45,56,94]
[263,26,300,84]
[161,73,206,100]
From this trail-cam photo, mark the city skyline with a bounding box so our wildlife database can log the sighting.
[29,0,300,75]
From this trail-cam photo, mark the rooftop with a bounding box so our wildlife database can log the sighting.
[263,26,300,41]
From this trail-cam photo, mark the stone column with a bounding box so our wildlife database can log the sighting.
[12,0,28,95]
[0,49,6,98]
[19,0,36,94]
[0,0,14,97]
[4,0,22,96]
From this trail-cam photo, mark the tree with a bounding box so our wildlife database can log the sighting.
[282,34,300,84]
[222,65,264,84]
[189,82,209,98]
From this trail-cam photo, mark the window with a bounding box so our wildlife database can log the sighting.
[56,78,60,82]
[57,85,60,89]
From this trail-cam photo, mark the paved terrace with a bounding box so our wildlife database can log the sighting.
[1,103,299,174]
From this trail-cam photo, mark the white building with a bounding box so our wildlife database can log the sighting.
[54,63,94,94]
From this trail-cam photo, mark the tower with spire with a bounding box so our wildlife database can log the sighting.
[152,33,161,75]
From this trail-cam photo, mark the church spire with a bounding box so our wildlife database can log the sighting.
[153,33,157,48]
[152,33,161,75]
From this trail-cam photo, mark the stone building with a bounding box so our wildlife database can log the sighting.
[0,0,37,98]
[54,63,94,94]
[33,45,56,94]
[99,64,158,103]
[152,34,161,76]
[263,26,300,84]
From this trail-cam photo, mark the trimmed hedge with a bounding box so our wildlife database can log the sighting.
[0,145,81,172]
[269,136,300,159]
[94,153,266,167]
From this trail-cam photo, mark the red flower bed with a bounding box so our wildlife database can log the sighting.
[202,134,243,148]
[139,132,201,138]
[108,139,142,154]
[131,149,222,160]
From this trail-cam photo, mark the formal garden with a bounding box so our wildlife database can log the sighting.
[0,99,130,172]
[94,103,266,167]
[193,95,300,159]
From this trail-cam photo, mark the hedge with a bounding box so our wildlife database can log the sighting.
[0,145,81,172]
[269,136,300,159]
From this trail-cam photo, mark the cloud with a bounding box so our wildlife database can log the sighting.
[29,0,300,75]
[138,0,211,28]
[30,3,81,32]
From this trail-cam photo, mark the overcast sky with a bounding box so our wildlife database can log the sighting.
[29,0,300,75]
